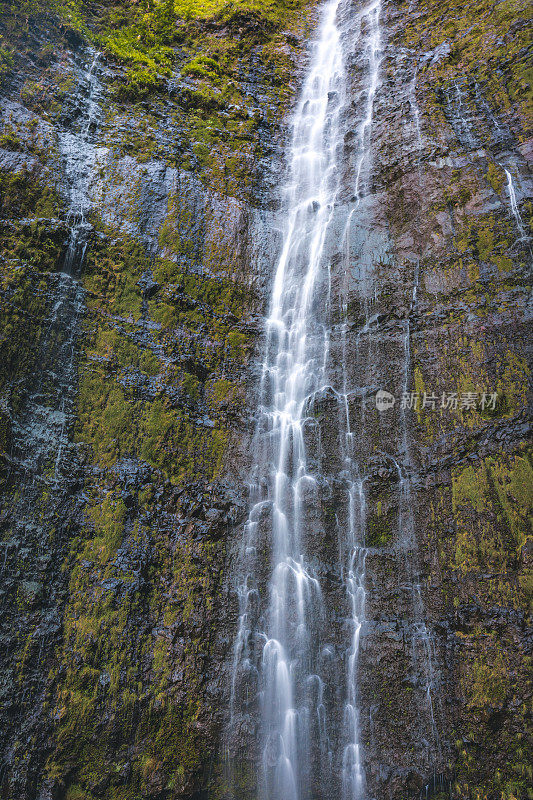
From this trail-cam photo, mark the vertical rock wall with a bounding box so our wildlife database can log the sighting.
[0,2,318,797]
[0,0,531,798]
[327,0,531,795]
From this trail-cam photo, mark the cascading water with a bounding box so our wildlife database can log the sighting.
[503,167,526,238]
[0,47,102,796]
[58,48,101,274]
[229,0,448,795]
[230,1,384,797]
[340,4,381,797]
[248,4,346,795]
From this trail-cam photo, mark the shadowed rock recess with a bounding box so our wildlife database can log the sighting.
[0,0,530,798]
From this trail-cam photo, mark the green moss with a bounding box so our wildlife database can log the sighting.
[84,228,147,320]
[158,196,197,259]
[88,494,127,552]
[451,621,531,798]
[48,482,228,795]
[181,371,200,398]
[95,0,311,111]
[0,220,65,272]
[139,400,177,474]
[0,131,23,151]
[398,0,532,129]
[366,507,393,547]
[0,265,52,409]
[115,66,165,102]
[28,0,317,794]
[0,0,88,39]
[65,785,94,800]
[476,221,495,261]
[0,42,14,80]
[182,54,221,79]
[226,329,249,359]
[78,371,135,466]
[413,365,425,425]
[0,169,59,219]
[451,450,532,590]
[486,161,504,194]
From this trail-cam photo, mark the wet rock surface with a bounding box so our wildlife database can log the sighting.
[0,0,531,798]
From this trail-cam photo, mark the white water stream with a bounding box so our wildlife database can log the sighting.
[231,1,383,797]
[504,167,527,239]
[58,49,101,273]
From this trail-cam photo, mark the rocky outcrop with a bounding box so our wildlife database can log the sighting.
[0,0,530,798]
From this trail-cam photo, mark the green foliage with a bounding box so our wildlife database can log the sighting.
[0,0,87,37]
[94,1,180,99]
[92,0,312,110]
[0,169,59,219]
[0,41,14,80]
[464,644,509,710]
[115,66,165,101]
[399,0,532,129]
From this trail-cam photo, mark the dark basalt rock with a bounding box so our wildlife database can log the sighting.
[0,0,531,798]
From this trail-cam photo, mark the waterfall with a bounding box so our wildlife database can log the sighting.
[229,0,444,792]
[340,4,381,798]
[255,2,345,794]
[58,49,101,274]
[503,167,526,239]
[230,1,385,797]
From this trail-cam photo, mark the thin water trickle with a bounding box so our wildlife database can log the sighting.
[353,0,381,205]
[58,50,102,274]
[4,49,102,507]
[339,4,381,798]
[503,167,527,238]
[409,68,422,153]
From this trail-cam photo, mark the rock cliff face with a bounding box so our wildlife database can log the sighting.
[0,0,530,799]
